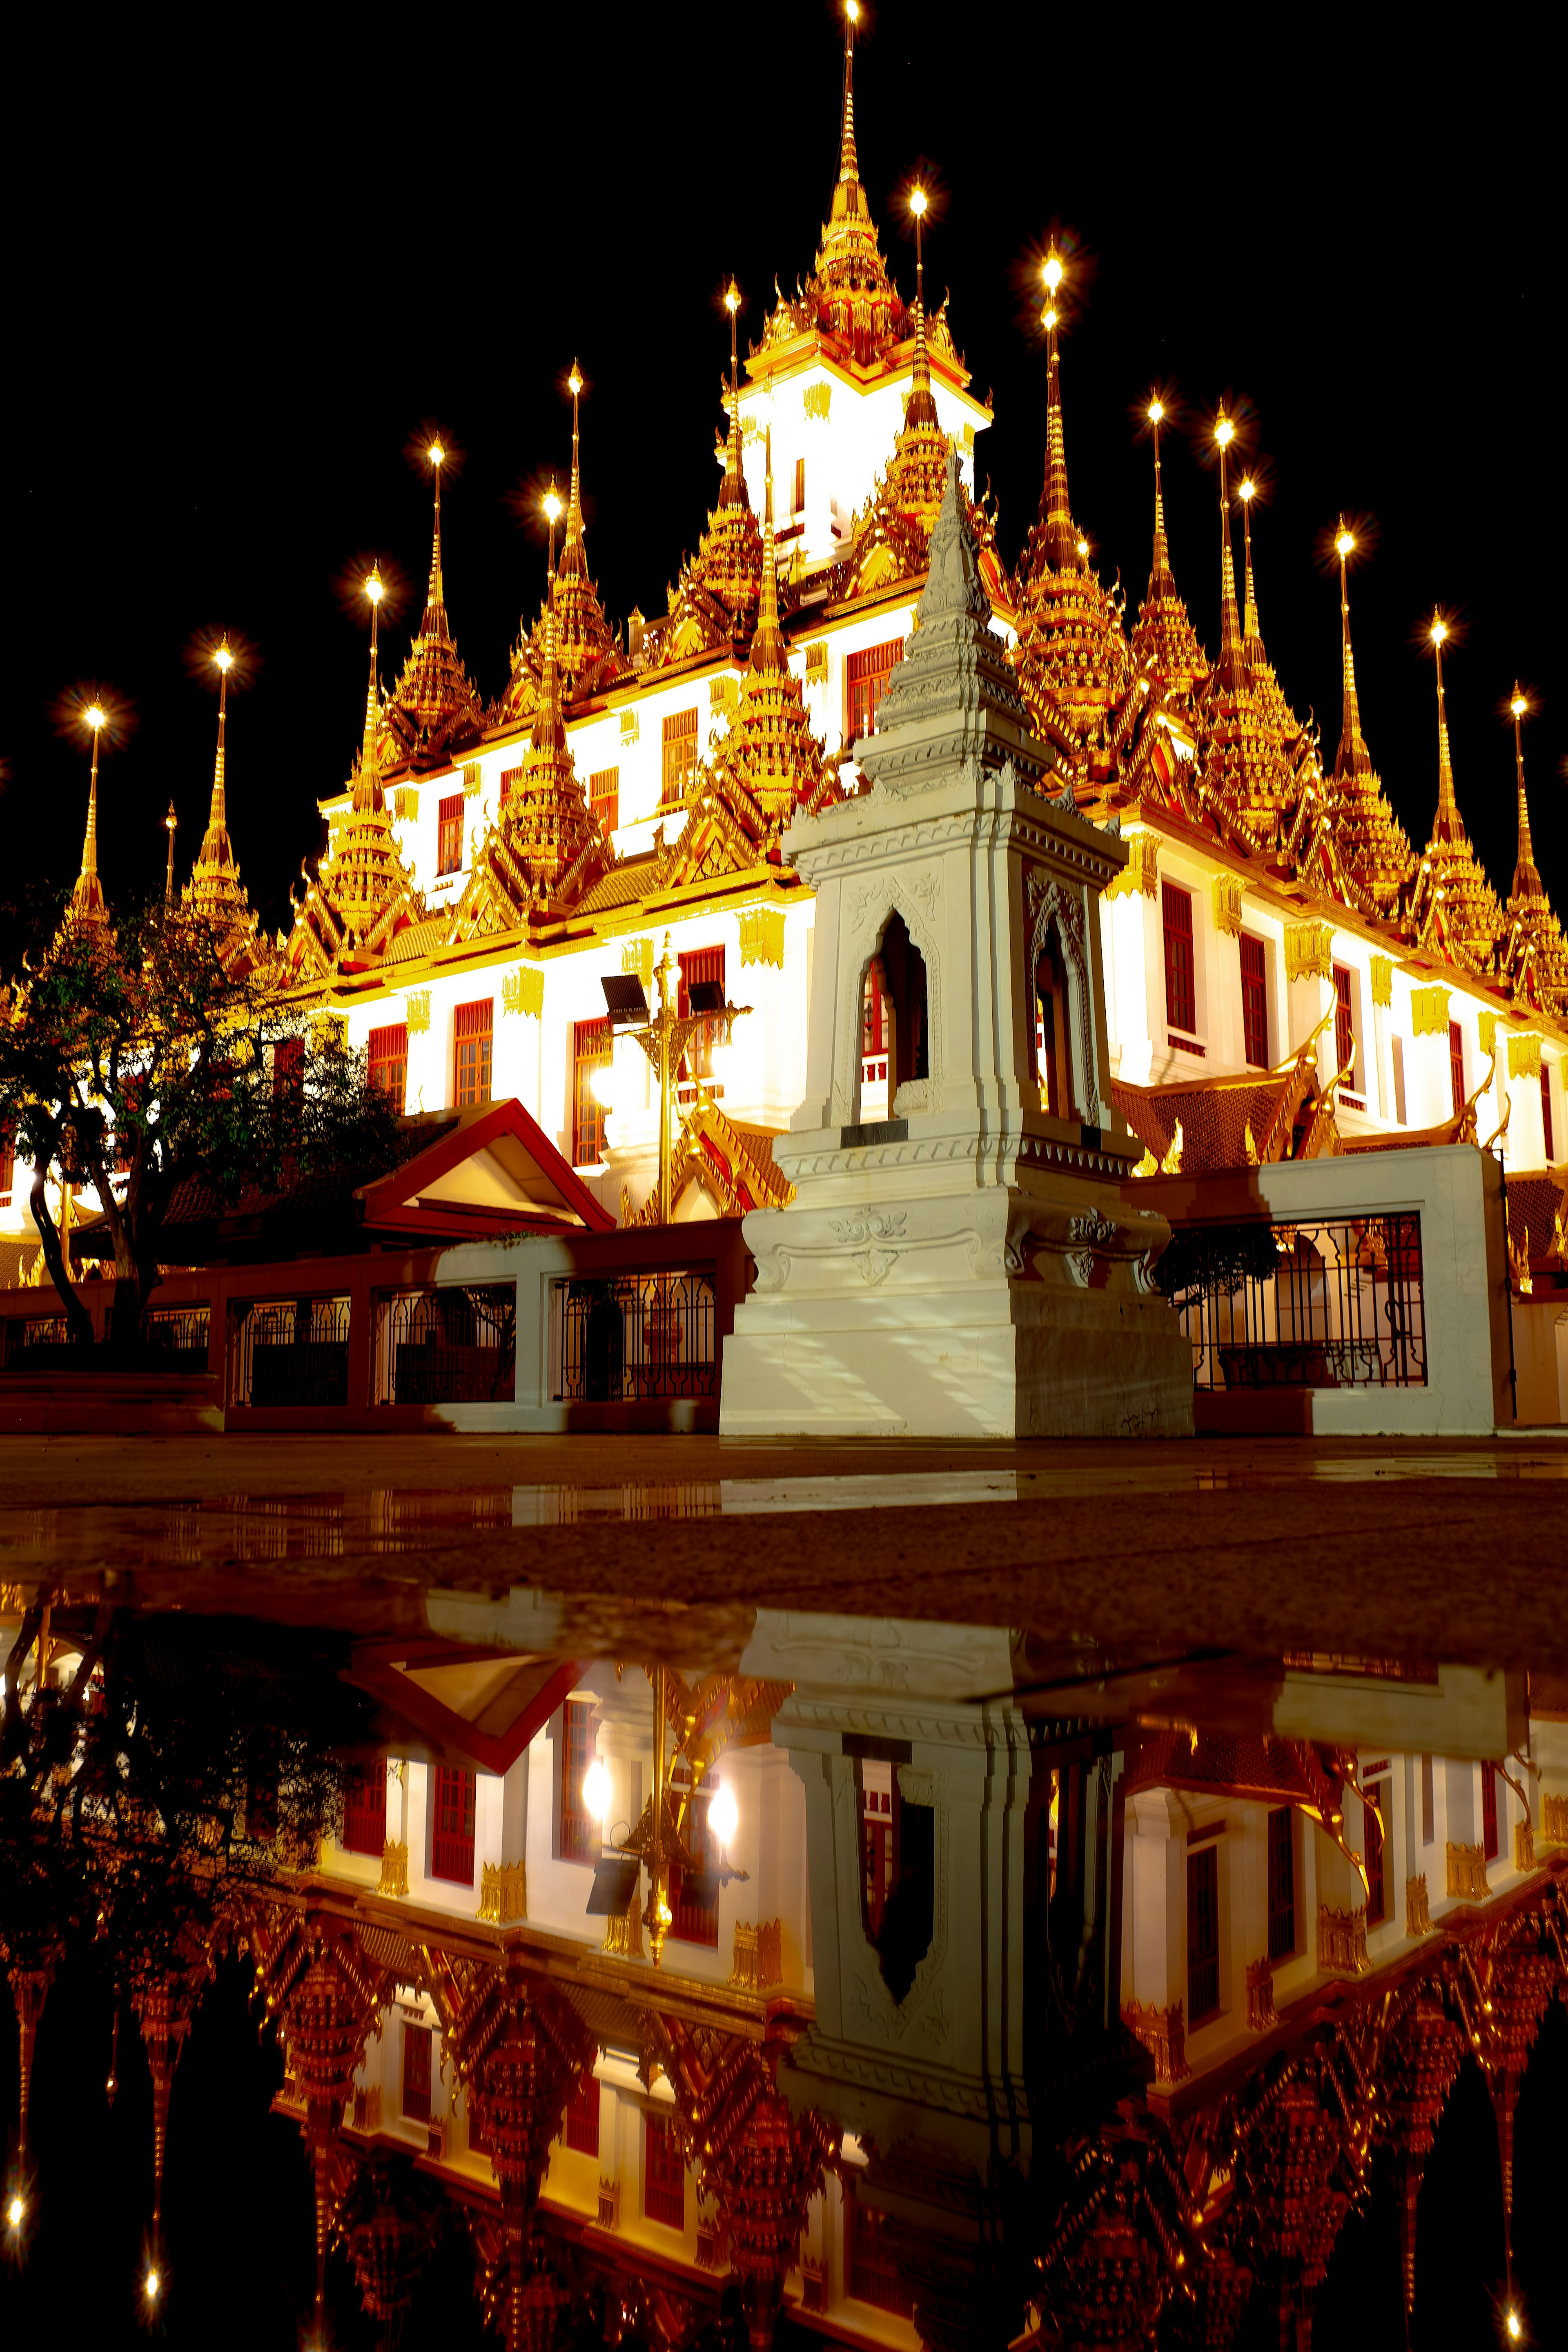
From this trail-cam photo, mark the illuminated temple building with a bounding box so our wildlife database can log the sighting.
[2,10,1566,1362]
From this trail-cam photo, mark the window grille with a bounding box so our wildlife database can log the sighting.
[431,1764,476,1884]
[846,2178,912,2314]
[572,1017,612,1166]
[342,1763,386,1856]
[1187,1843,1220,2022]
[229,1295,352,1408]
[1162,883,1196,1036]
[1448,1021,1465,1118]
[564,2067,600,2156]
[1266,1806,1295,1960]
[1169,1214,1426,1392]
[560,1700,596,1863]
[373,1285,516,1405]
[550,1271,717,1402]
[589,766,619,833]
[644,2115,686,2230]
[1240,933,1269,1069]
[860,966,889,1121]
[402,2021,432,2124]
[661,708,699,806]
[454,999,493,1109]
[845,638,904,744]
[368,1022,408,1111]
[437,792,465,876]
[144,1305,211,1372]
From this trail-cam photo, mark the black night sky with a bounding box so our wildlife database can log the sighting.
[2,13,1561,943]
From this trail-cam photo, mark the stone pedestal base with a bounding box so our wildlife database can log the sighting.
[721,1182,1192,1439]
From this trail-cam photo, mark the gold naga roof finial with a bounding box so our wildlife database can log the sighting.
[1510,683,1544,900]
[422,440,448,637]
[904,184,940,430]
[1334,519,1370,775]
[1213,406,1244,676]
[718,282,749,512]
[69,700,111,924]
[1039,245,1079,570]
[1238,473,1260,643]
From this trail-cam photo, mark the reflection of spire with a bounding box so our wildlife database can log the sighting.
[718,289,748,512]
[9,1963,51,2160]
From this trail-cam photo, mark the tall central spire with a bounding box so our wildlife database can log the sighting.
[1510,684,1543,900]
[1040,248,1078,570]
[832,0,862,217]
[69,704,110,927]
[1238,477,1260,643]
[1430,615,1462,840]
[904,186,939,430]
[1214,408,1244,677]
[1149,401,1172,581]
[562,363,587,571]
[1334,520,1369,775]
[423,445,448,635]
[358,569,384,806]
[718,284,749,511]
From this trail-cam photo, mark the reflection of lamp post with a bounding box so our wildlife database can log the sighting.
[598,932,752,1224]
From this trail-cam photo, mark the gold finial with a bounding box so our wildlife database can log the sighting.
[1148,396,1171,575]
[719,283,749,512]
[1238,475,1259,642]
[1214,407,1243,670]
[163,799,178,903]
[904,182,939,430]
[566,362,586,554]
[421,440,448,636]
[1509,680,1543,900]
[1334,517,1369,775]
[1040,246,1077,567]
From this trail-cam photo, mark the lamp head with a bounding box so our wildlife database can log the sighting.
[215,641,235,673]
[164,802,177,834]
[428,441,443,468]
[724,280,739,314]
[1076,537,1089,559]
[85,703,106,732]
[543,486,563,527]
[1042,247,1064,295]
[706,1782,739,1850]
[144,2267,161,2302]
[846,0,859,22]
[909,185,928,220]
[365,569,384,607]
[1336,528,1354,559]
[1239,476,1255,503]
[1430,616,1447,646]
[1511,691,1528,718]
[1214,413,1234,451]
[6,2193,23,2230]
[1040,305,1058,333]
[568,366,583,399]
[1147,398,1164,426]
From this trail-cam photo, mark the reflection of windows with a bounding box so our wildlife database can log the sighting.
[368,1022,408,1111]
[402,2020,432,2124]
[1266,1806,1295,1960]
[437,792,465,876]
[644,2114,685,2229]
[564,2066,600,2156]
[1364,1782,1389,1925]
[846,2177,912,2315]
[431,1764,476,1884]
[846,638,904,744]
[342,1763,386,1856]
[559,1699,596,1863]
[1162,883,1195,1036]
[670,1777,718,1946]
[1187,1842,1219,2022]
[860,1766,893,1940]
[1481,1762,1499,1862]
[662,709,699,806]
[572,1018,611,1167]
[590,766,619,834]
[454,1000,493,1110]
[1448,1022,1466,1119]
[1240,933,1269,1068]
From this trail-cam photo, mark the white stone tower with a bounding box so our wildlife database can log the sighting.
[721,452,1192,1437]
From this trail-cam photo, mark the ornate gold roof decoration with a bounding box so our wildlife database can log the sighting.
[379,445,485,769]
[450,548,612,939]
[759,6,906,371]
[183,641,266,973]
[1498,685,1568,1015]
[501,367,628,724]
[641,294,765,668]
[1128,403,1209,706]
[656,431,841,891]
[620,1092,795,1226]
[1323,521,1415,922]
[285,582,425,981]
[1408,619,1503,975]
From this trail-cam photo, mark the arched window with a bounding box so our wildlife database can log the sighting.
[878,911,929,1097]
[1033,926,1075,1120]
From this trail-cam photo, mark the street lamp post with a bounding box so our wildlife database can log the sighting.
[598,933,752,1224]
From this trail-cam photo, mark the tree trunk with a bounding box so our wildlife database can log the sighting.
[29,1174,95,1352]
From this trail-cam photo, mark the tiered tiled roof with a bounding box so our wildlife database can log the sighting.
[1497,689,1568,1015]
[620,1094,795,1227]
[1325,527,1414,922]
[501,371,627,724]
[379,459,485,770]
[1114,1033,1330,1176]
[656,433,840,890]
[285,630,423,981]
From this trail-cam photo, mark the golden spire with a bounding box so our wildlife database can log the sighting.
[1510,685,1544,901]
[1039,247,1079,571]
[69,703,110,925]
[532,486,566,758]
[718,284,749,512]
[1214,409,1244,677]
[1325,525,1414,918]
[563,364,586,568]
[904,185,939,430]
[1429,615,1462,841]
[833,0,862,216]
[1334,521,1369,773]
[207,643,234,845]
[1149,398,1172,581]
[423,442,448,636]
[1412,616,1504,970]
[1129,398,1208,704]
[185,639,263,962]
[1238,476,1259,643]
[753,428,786,671]
[381,445,484,763]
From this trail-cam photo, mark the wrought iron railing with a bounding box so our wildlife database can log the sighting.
[550,1270,717,1402]
[373,1284,516,1405]
[228,1295,352,1409]
[144,1304,211,1373]
[0,1314,76,1368]
[1165,1213,1426,1391]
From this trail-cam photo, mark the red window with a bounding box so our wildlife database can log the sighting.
[846,2177,912,2314]
[1187,1843,1219,2022]
[431,1764,476,1884]
[401,2020,432,2124]
[662,709,699,806]
[1240,933,1269,1069]
[341,1763,386,1856]
[1266,1806,1295,1961]
[437,791,465,876]
[559,1699,597,1862]
[1542,1066,1556,1162]
[1363,1783,1388,1926]
[644,2114,685,2229]
[1481,1763,1499,1862]
[1448,1021,1465,1118]
[499,764,521,809]
[454,1000,493,1110]
[670,1782,718,1948]
[846,638,905,744]
[1332,964,1355,1082]
[1162,883,1196,1036]
[368,1022,408,1111]
[590,766,619,833]
[572,1018,611,1167]
[564,2065,600,2156]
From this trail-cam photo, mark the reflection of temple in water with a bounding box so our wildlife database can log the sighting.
[3,1588,1566,2349]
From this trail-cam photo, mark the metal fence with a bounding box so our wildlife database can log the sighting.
[1171,1213,1426,1390]
[0,1314,76,1368]
[144,1305,211,1373]
[373,1284,517,1405]
[550,1270,717,1401]
[228,1294,353,1409]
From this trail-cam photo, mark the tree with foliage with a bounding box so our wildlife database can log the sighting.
[0,895,402,1358]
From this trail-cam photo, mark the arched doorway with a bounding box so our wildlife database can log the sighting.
[1033,925,1076,1120]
